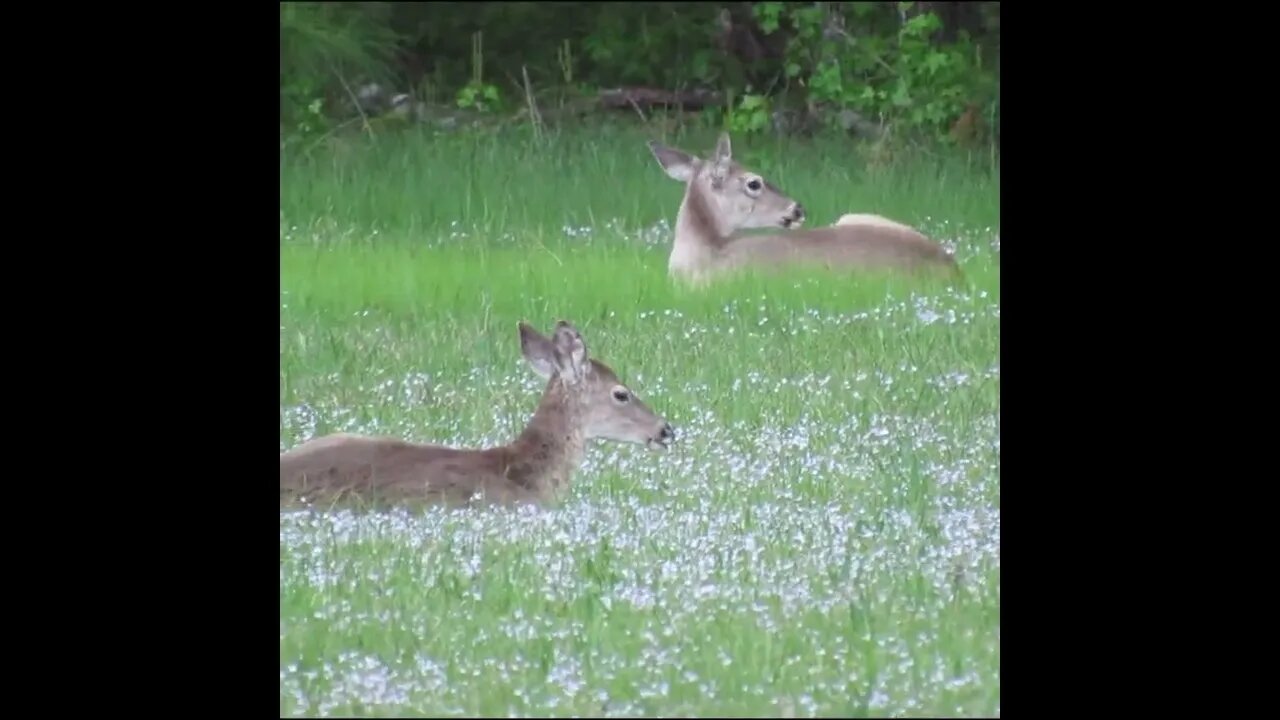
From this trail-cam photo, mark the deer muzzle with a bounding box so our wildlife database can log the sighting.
[781,202,806,228]
[647,422,676,451]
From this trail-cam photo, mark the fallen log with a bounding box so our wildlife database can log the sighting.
[598,86,724,112]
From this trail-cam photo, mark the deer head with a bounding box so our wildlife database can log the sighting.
[647,131,806,239]
[519,320,675,451]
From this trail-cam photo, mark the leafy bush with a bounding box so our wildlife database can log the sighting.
[280,2,405,142]
[750,1,997,144]
[279,1,999,150]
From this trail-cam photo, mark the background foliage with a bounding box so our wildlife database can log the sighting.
[280,1,999,153]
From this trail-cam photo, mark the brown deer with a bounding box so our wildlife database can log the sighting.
[280,320,676,511]
[646,132,961,284]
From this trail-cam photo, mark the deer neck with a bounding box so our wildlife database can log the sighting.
[670,179,731,276]
[507,378,589,496]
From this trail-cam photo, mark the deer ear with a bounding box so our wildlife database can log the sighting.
[709,132,732,187]
[551,320,589,383]
[518,322,556,379]
[648,140,700,183]
[714,132,733,164]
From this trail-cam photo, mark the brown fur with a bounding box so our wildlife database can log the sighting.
[648,132,961,284]
[718,224,959,276]
[280,321,674,512]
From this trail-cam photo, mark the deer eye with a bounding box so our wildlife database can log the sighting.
[612,388,631,402]
[746,178,763,193]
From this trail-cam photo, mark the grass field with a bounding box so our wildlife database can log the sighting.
[280,123,1000,717]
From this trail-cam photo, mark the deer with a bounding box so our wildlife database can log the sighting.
[280,320,676,512]
[646,132,961,285]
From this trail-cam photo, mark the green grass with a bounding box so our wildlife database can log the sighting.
[280,124,1000,717]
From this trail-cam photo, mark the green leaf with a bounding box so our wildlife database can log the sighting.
[754,2,783,33]
[892,79,912,107]
[925,51,949,74]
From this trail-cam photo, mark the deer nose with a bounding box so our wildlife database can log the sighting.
[659,423,676,443]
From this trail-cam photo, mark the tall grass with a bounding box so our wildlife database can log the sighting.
[280,124,999,245]
[280,124,1000,717]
